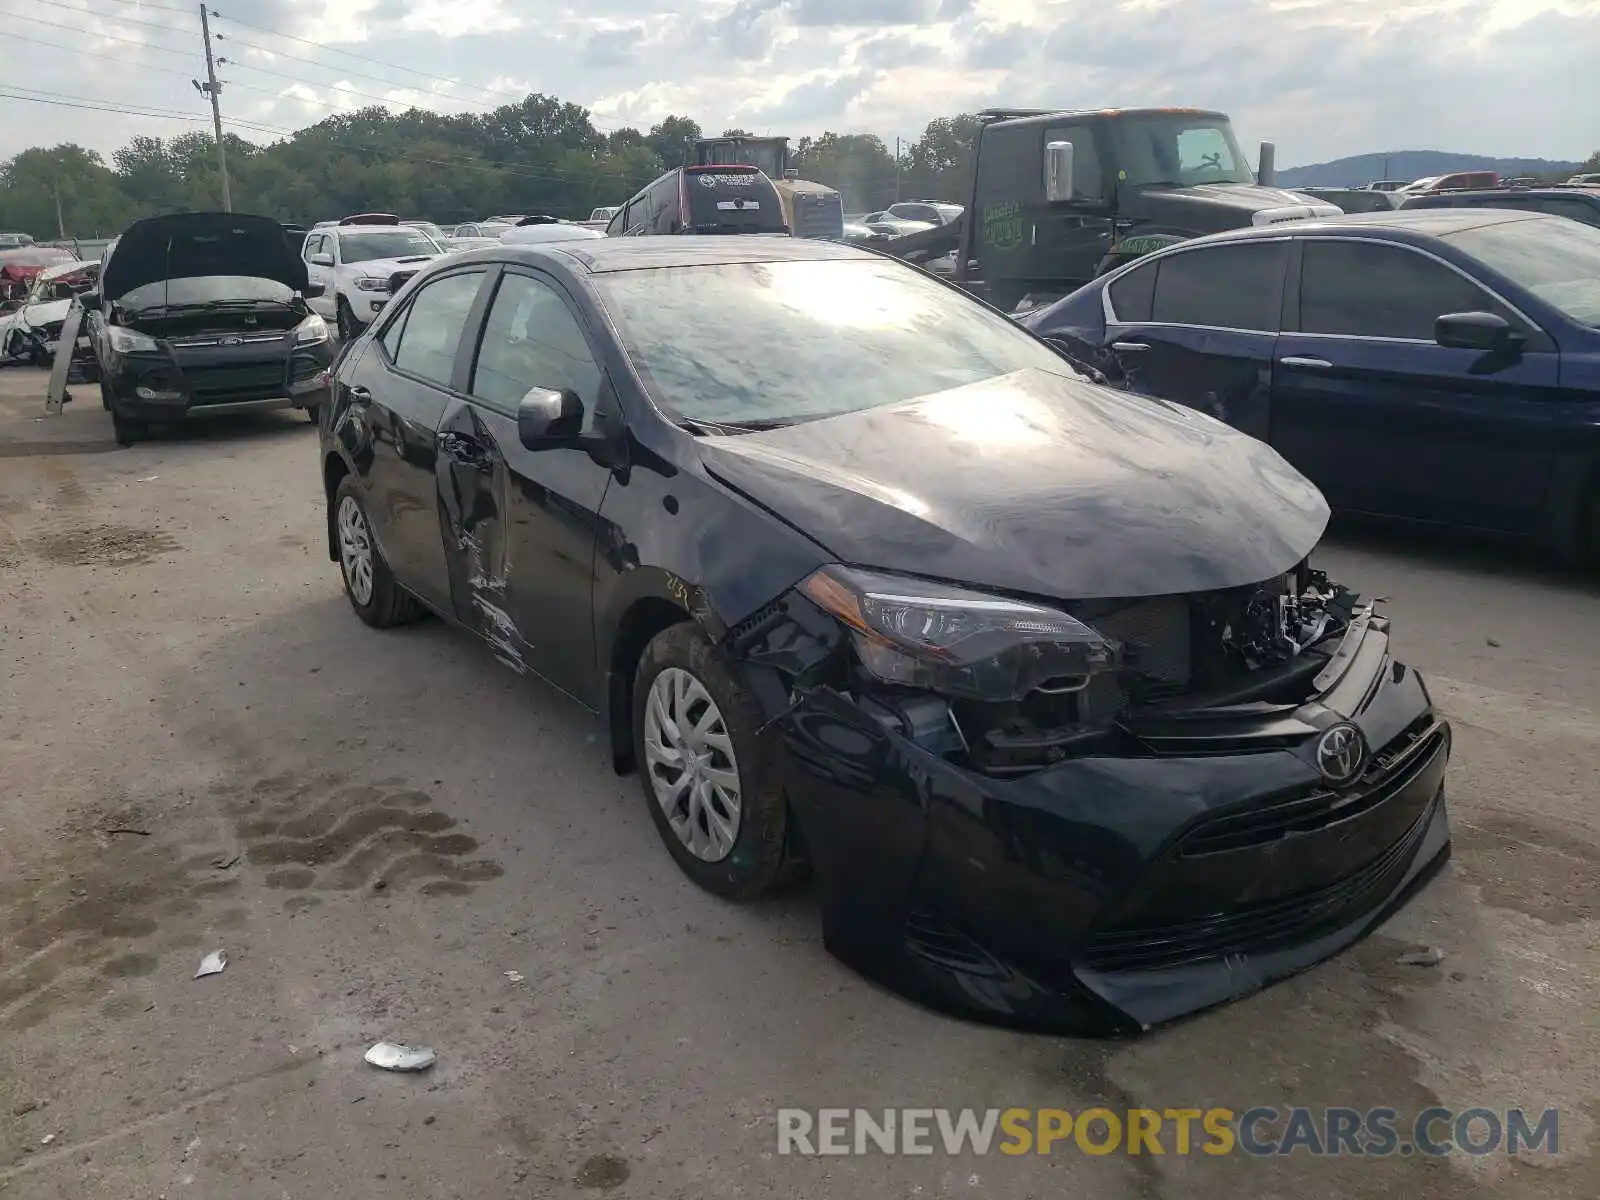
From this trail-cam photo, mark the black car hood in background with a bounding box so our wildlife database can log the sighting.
[103,211,309,300]
[697,369,1330,601]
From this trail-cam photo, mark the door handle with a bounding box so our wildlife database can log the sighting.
[1110,341,1149,352]
[1279,356,1332,369]
[440,431,493,470]
[348,385,372,406]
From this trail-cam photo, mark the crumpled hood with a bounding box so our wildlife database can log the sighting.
[22,297,71,327]
[105,212,307,299]
[696,368,1330,600]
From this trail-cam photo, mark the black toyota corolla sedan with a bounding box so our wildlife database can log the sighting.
[319,236,1452,1035]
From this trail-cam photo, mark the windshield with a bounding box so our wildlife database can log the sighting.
[1109,115,1254,187]
[1446,217,1600,328]
[338,230,439,263]
[593,257,1073,426]
[117,275,298,310]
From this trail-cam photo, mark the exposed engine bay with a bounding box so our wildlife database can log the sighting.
[742,559,1361,780]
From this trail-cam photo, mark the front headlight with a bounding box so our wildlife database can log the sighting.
[353,277,388,293]
[107,325,159,353]
[799,565,1119,702]
[294,313,330,345]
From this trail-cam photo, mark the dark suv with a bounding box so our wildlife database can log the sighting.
[1400,186,1600,228]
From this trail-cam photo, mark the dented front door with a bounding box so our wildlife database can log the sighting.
[434,398,612,703]
[433,267,616,704]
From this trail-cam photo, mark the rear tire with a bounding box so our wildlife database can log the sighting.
[332,476,420,628]
[632,621,808,900]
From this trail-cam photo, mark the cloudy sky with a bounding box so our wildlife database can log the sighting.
[1,0,1596,167]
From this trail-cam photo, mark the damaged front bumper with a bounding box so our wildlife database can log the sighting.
[759,601,1451,1035]
[104,338,333,420]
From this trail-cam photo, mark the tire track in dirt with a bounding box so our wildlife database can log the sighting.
[213,772,504,905]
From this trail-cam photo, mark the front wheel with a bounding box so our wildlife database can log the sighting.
[111,407,147,446]
[336,298,360,342]
[632,622,807,899]
[332,476,420,628]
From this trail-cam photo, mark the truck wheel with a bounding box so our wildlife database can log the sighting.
[336,298,360,342]
[632,622,808,900]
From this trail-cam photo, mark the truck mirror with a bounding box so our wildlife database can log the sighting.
[1258,141,1276,186]
[1044,141,1075,203]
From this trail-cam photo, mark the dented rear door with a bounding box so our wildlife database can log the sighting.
[434,267,615,705]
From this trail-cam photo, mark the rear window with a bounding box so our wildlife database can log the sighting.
[683,169,787,234]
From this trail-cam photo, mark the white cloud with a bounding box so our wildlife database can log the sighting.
[2,0,1596,164]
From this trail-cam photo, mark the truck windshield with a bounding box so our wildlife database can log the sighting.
[1109,115,1254,188]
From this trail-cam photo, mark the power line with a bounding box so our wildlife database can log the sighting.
[31,0,196,38]
[218,56,499,112]
[0,84,212,123]
[0,27,197,72]
[56,0,193,12]
[8,12,198,56]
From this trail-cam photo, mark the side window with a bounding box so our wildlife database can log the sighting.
[1106,260,1156,322]
[605,206,628,237]
[1043,125,1104,202]
[1150,243,1285,330]
[470,273,603,427]
[1300,241,1495,341]
[303,234,323,260]
[388,270,486,386]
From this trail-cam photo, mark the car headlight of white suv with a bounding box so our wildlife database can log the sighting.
[353,277,389,293]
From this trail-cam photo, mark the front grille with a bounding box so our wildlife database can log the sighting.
[1180,717,1444,856]
[186,361,288,403]
[1081,793,1438,973]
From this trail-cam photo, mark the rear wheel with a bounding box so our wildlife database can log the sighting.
[333,476,420,628]
[632,622,807,899]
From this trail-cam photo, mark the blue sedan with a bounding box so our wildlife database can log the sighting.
[1024,210,1600,561]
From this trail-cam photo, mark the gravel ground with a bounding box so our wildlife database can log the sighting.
[1,370,1597,1199]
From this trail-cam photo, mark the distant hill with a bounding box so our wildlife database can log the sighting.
[1276,151,1583,188]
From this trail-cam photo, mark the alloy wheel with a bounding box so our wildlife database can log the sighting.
[642,667,743,862]
[336,494,375,606]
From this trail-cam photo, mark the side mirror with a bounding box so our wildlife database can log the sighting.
[309,252,334,267]
[1044,140,1076,203]
[1435,311,1521,352]
[303,282,326,298]
[1257,141,1277,186]
[517,387,584,450]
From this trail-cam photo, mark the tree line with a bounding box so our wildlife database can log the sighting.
[0,94,985,238]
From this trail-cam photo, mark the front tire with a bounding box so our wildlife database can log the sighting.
[632,622,807,899]
[336,298,360,342]
[111,407,147,446]
[332,476,420,628]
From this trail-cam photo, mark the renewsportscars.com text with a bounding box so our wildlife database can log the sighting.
[776,1107,1559,1157]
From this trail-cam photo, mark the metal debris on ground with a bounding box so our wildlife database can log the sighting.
[105,827,151,837]
[40,1134,55,1145]
[504,970,524,983]
[364,1042,436,1072]
[211,852,241,870]
[194,950,227,978]
[1398,946,1447,966]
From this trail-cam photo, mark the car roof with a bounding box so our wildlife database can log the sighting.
[482,234,876,274]
[332,224,423,235]
[1409,187,1598,200]
[1172,207,1552,250]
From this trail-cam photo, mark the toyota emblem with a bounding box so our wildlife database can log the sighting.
[1315,723,1367,786]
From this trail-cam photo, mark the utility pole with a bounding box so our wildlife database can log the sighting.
[196,4,231,211]
[894,136,902,201]
[52,187,65,238]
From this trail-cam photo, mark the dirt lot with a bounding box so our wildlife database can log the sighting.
[1,369,1597,1198]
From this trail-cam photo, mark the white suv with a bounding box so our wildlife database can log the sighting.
[302,220,443,339]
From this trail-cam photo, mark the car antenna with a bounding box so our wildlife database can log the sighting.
[163,235,172,315]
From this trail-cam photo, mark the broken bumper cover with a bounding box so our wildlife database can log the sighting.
[104,341,334,419]
[773,616,1451,1035]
